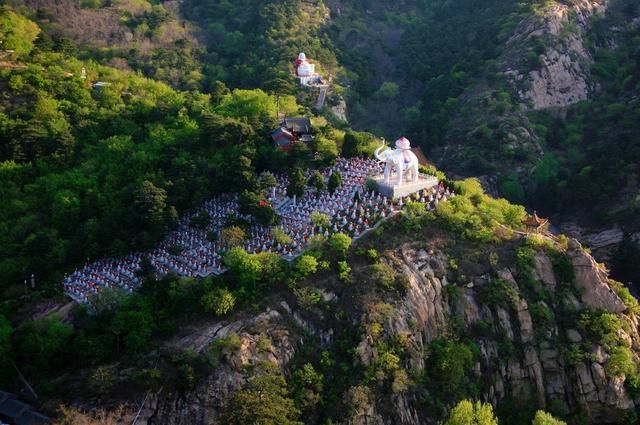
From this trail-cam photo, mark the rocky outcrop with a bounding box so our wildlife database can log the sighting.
[136,305,301,425]
[354,239,636,424]
[128,234,636,425]
[506,0,608,110]
[566,238,625,313]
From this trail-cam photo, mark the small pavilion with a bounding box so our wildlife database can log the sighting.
[522,211,548,233]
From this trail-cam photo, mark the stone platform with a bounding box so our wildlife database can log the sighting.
[373,174,438,199]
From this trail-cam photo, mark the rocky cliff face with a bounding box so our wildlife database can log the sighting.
[351,236,638,424]
[136,307,301,424]
[505,0,608,110]
[131,227,640,425]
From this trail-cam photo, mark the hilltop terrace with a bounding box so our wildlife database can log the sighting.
[63,158,451,304]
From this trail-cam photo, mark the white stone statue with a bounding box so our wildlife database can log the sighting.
[374,137,419,186]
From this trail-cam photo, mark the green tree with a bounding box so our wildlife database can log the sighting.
[328,233,352,260]
[111,308,156,354]
[532,410,567,425]
[134,180,167,227]
[0,9,40,56]
[13,318,74,381]
[220,226,246,248]
[294,255,318,278]
[220,365,302,425]
[445,400,498,425]
[375,81,400,100]
[428,340,474,398]
[201,288,236,316]
[224,247,262,286]
[287,167,306,199]
[342,131,375,158]
[327,171,342,194]
[308,170,324,192]
[258,171,278,192]
[313,136,338,166]
[310,211,330,228]
[290,363,323,413]
[200,113,255,148]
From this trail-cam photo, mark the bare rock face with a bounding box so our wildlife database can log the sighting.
[566,238,625,313]
[505,0,608,110]
[533,252,556,289]
[137,306,299,425]
[372,240,639,424]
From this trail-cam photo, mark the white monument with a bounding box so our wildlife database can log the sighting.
[373,137,437,198]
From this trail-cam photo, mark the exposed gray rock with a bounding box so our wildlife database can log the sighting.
[508,0,608,110]
[567,239,625,313]
[567,328,583,343]
[533,252,556,289]
[517,299,535,344]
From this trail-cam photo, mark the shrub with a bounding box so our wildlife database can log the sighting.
[346,385,371,417]
[404,201,427,219]
[201,288,236,316]
[371,262,398,291]
[290,363,323,411]
[89,366,117,396]
[310,211,330,228]
[294,255,318,278]
[605,346,637,378]
[294,286,322,309]
[133,368,162,391]
[445,399,498,425]
[207,333,243,366]
[444,284,460,302]
[530,302,554,329]
[578,309,625,350]
[532,410,567,425]
[366,248,379,262]
[481,278,519,310]
[610,280,640,314]
[565,345,587,366]
[377,351,401,373]
[328,232,352,259]
[256,334,272,353]
[337,261,352,283]
[551,253,575,285]
[391,369,411,393]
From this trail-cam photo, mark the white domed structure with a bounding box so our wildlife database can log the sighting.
[297,62,315,77]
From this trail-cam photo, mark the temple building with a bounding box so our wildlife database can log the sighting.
[271,117,314,151]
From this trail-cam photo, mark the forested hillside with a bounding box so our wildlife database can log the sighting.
[0,8,321,306]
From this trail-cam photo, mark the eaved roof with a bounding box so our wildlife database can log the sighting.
[283,117,312,134]
[271,127,295,141]
[523,211,549,228]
